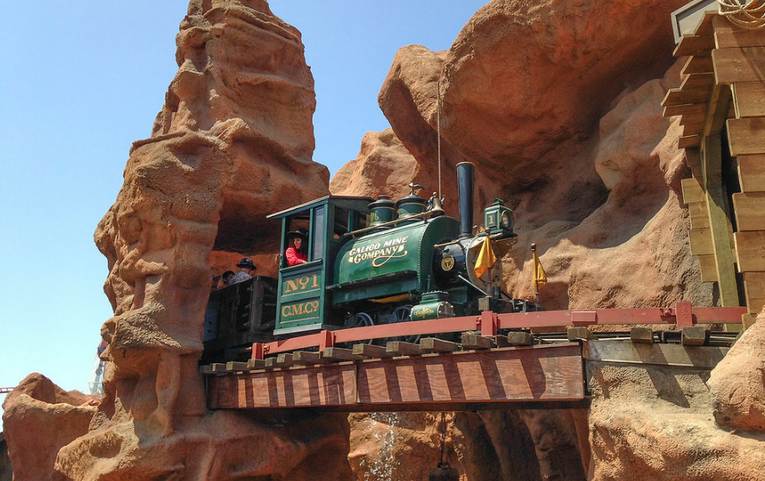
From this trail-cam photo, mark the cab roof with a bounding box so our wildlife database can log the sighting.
[266,195,374,220]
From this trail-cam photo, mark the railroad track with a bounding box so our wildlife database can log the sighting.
[200,327,739,375]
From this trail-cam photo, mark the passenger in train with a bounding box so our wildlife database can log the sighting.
[220,270,235,287]
[286,230,308,266]
[229,258,256,284]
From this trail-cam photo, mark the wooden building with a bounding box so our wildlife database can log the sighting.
[664,6,765,327]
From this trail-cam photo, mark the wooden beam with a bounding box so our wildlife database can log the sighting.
[208,344,586,410]
[676,73,716,107]
[734,230,765,271]
[686,148,703,179]
[689,201,710,229]
[738,154,765,192]
[698,254,720,282]
[743,271,765,314]
[584,341,727,369]
[292,351,325,365]
[225,361,248,372]
[386,341,422,356]
[703,126,741,306]
[681,326,709,346]
[505,332,534,346]
[690,227,715,255]
[352,343,394,359]
[728,118,765,156]
[679,134,702,148]
[419,338,459,354]
[461,332,493,349]
[247,359,266,370]
[681,55,715,76]
[680,107,708,133]
[567,327,592,341]
[713,47,765,84]
[733,192,765,231]
[674,35,715,57]
[732,82,765,118]
[629,327,653,344]
[681,178,705,204]
[715,27,765,49]
[321,347,363,362]
[663,103,707,118]
[663,76,714,106]
[694,84,740,308]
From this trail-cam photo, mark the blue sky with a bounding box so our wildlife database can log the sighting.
[0,1,486,421]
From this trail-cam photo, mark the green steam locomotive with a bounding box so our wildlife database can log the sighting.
[203,162,536,361]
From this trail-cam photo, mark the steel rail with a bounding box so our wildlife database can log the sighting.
[251,302,747,358]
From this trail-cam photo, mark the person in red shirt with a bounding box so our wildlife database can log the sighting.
[286,230,308,266]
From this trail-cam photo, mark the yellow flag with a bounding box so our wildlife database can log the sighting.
[474,235,496,279]
[533,248,547,285]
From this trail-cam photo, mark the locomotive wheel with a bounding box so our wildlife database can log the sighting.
[392,305,412,322]
[392,305,420,344]
[344,312,375,345]
[345,312,374,328]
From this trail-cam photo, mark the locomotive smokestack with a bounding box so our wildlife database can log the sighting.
[456,162,474,238]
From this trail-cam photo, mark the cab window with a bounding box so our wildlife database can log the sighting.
[312,206,325,261]
[282,214,309,268]
[334,206,350,239]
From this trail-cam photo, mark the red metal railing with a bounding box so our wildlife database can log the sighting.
[251,301,747,359]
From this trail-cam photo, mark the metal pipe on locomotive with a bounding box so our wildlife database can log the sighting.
[203,162,537,362]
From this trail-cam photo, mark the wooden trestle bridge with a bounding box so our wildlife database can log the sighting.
[201,302,746,412]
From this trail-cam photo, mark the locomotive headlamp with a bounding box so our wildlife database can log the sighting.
[484,198,514,237]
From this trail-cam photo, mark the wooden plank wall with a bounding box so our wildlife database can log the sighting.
[207,344,585,410]
[667,13,765,327]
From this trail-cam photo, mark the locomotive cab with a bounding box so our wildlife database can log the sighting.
[267,195,373,336]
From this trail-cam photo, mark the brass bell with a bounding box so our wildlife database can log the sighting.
[429,463,459,481]
[428,192,445,217]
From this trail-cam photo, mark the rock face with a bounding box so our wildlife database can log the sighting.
[2,374,97,481]
[330,128,418,199]
[709,312,765,432]
[340,0,722,479]
[588,355,765,481]
[44,2,348,480]
[0,432,11,481]
[345,0,709,311]
[347,410,588,481]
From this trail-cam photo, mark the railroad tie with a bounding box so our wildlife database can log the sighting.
[276,353,294,367]
[225,361,248,372]
[386,341,422,356]
[321,347,363,361]
[292,351,324,365]
[630,327,654,344]
[419,337,459,354]
[461,332,493,350]
[352,343,395,359]
[681,326,708,346]
[246,359,266,370]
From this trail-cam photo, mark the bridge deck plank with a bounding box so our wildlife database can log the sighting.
[208,343,584,410]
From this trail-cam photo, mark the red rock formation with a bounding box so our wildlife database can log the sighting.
[330,129,418,200]
[340,0,724,479]
[42,2,349,480]
[709,312,765,433]
[1,374,97,481]
[588,345,765,481]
